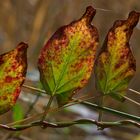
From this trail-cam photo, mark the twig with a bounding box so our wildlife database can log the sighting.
[7,95,140,127]
[1,119,140,131]
[23,84,46,94]
[7,94,101,126]
[21,84,140,122]
[124,96,140,106]
[41,95,54,121]
[98,96,104,123]
[23,84,140,97]
[82,101,140,122]
[128,88,140,96]
[62,98,140,122]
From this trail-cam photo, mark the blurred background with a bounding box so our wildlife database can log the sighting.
[0,0,140,140]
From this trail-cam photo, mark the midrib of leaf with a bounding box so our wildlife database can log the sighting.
[103,51,115,94]
[52,34,82,95]
[109,78,128,92]
[56,43,93,93]
[44,44,57,92]
[107,62,128,82]
[47,58,56,86]
[50,62,56,86]
[103,40,121,94]
[68,45,92,64]
[56,66,86,93]
[56,75,81,93]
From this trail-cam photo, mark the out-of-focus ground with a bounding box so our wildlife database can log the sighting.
[0,0,140,140]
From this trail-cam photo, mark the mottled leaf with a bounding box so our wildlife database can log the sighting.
[38,6,99,105]
[0,42,28,114]
[95,11,140,101]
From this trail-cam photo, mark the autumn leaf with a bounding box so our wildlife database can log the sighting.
[95,11,140,101]
[38,6,99,105]
[0,42,28,115]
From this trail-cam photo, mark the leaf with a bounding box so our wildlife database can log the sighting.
[12,103,24,123]
[38,6,99,105]
[0,42,28,115]
[95,11,140,101]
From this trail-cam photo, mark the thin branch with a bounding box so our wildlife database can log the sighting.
[1,119,140,131]
[8,95,140,127]
[128,88,140,96]
[82,101,140,122]
[124,96,140,106]
[7,94,101,126]
[23,84,46,94]
[98,96,104,123]
[41,95,54,121]
[60,98,140,122]
[21,84,140,123]
[23,84,140,97]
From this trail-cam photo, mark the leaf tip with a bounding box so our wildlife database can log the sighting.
[16,42,28,51]
[16,42,28,59]
[126,10,140,28]
[82,6,96,24]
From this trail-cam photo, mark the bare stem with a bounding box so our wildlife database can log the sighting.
[7,95,101,126]
[1,119,140,131]
[23,84,46,94]
[41,95,54,122]
[128,88,140,96]
[98,96,104,123]
[124,96,140,106]
[21,84,140,123]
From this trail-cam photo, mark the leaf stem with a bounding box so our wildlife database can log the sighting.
[7,95,101,126]
[41,95,54,122]
[82,101,140,122]
[23,84,46,94]
[98,96,104,122]
[22,84,140,122]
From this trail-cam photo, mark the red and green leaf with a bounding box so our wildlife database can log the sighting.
[0,42,28,114]
[38,6,99,105]
[95,11,140,101]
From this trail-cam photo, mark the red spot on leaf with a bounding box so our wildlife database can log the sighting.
[38,6,99,106]
[13,88,21,103]
[5,76,13,83]
[0,42,28,115]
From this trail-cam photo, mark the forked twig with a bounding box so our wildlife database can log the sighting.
[7,85,140,127]
[23,84,140,107]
